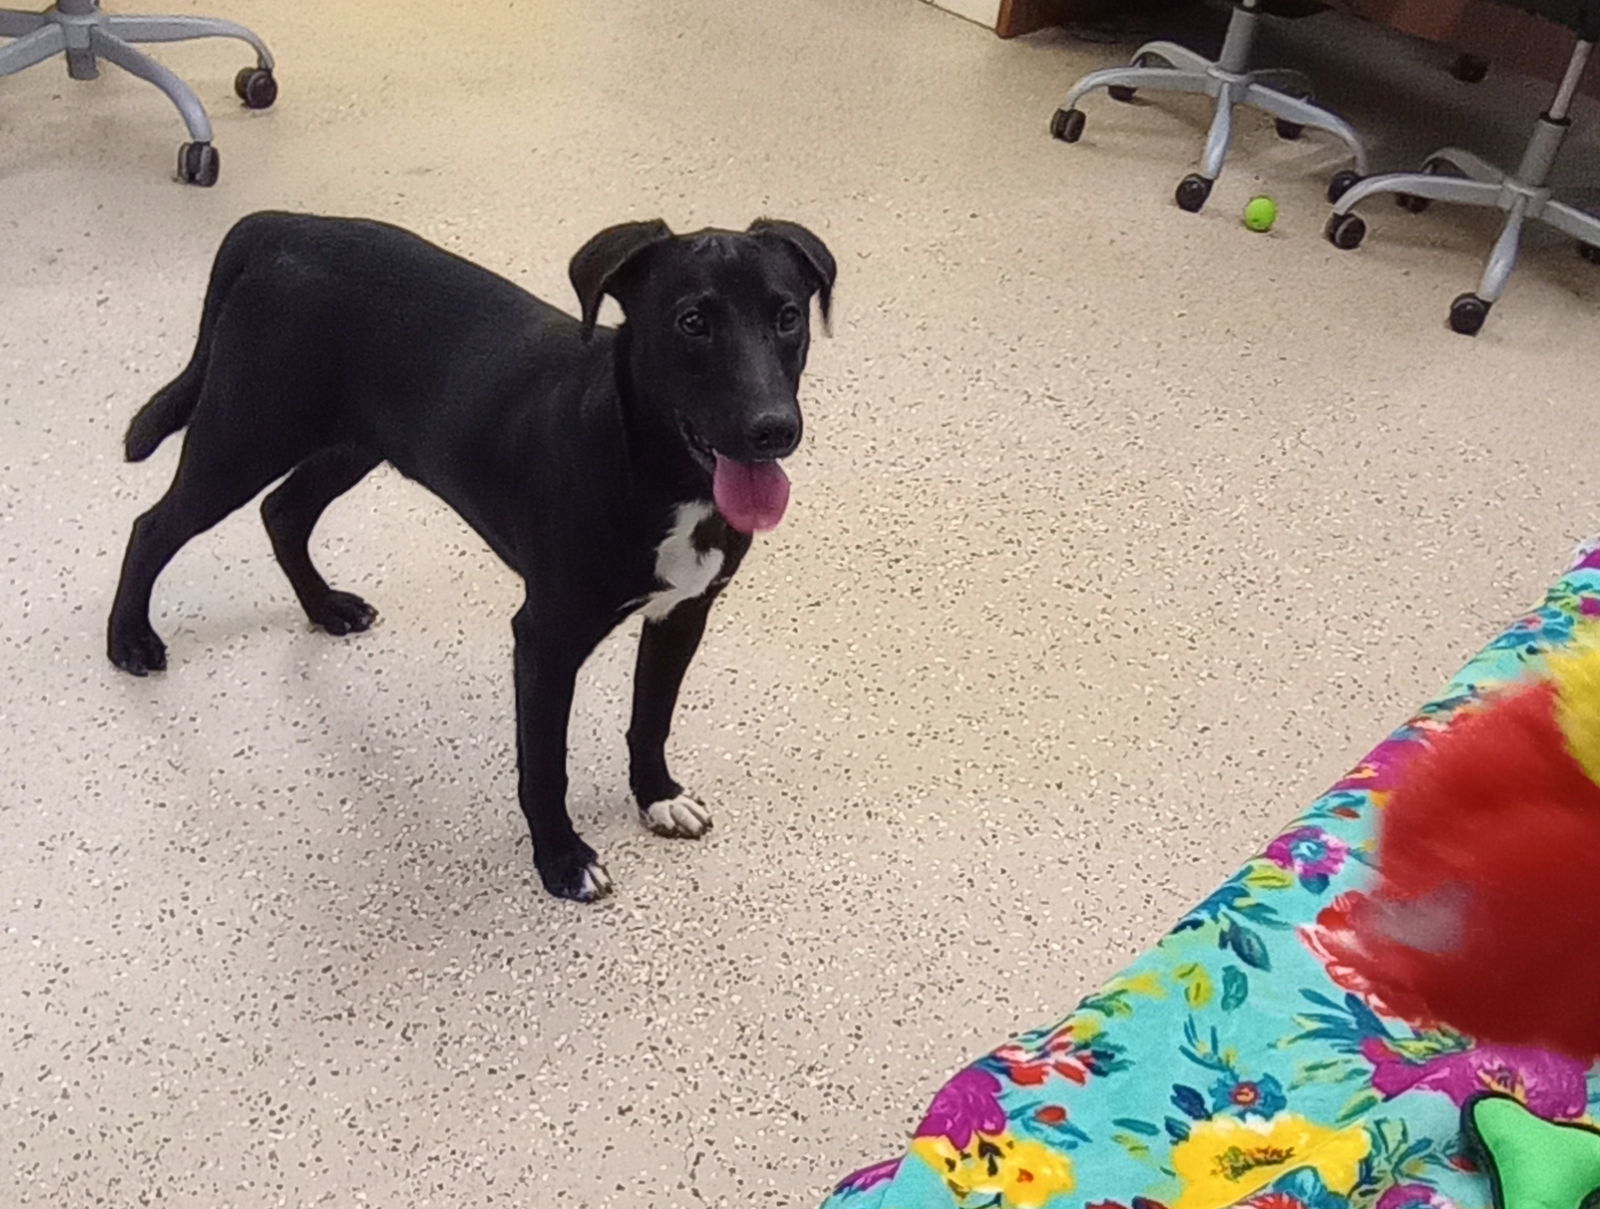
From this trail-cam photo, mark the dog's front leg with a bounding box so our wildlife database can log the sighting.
[512,601,612,902]
[627,596,717,839]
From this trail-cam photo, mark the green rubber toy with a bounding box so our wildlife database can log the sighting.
[1243,196,1277,232]
[1463,1093,1600,1209]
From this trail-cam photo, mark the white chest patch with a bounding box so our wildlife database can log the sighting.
[641,501,725,622]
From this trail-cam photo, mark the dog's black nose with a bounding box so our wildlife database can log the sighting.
[746,413,800,458]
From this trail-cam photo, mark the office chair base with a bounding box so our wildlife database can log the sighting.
[0,0,275,184]
[1050,1,1369,212]
[1327,39,1598,334]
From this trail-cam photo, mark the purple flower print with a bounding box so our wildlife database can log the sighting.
[1362,1039,1589,1120]
[1267,827,1350,892]
[835,1158,901,1195]
[914,1066,1007,1147]
[1571,539,1600,573]
[1332,735,1425,796]
[1377,1185,1450,1209]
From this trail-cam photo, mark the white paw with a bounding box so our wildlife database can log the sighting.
[641,793,714,839]
[577,862,614,902]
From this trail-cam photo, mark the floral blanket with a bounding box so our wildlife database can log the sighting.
[824,543,1600,1209]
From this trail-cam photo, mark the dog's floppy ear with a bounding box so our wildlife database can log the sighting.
[569,219,674,341]
[748,219,836,333]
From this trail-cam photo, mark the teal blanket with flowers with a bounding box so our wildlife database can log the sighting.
[824,543,1600,1209]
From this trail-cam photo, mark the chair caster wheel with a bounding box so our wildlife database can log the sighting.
[1174,173,1212,213]
[235,65,277,110]
[1108,52,1159,102]
[1324,212,1366,250]
[1327,170,1362,204]
[177,140,220,187]
[1050,107,1085,143]
[1580,243,1600,265]
[1448,292,1490,336]
[1397,158,1455,213]
[1275,118,1305,140]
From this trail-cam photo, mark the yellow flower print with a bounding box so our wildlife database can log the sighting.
[1171,1114,1370,1209]
[912,1131,1074,1209]
[1114,971,1167,1000]
[1072,1016,1104,1043]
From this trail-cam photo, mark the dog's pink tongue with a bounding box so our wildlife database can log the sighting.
[712,455,791,533]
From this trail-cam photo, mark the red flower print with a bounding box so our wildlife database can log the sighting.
[1298,894,1400,1016]
[992,1033,1096,1086]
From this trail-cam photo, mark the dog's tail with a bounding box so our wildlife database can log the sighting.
[124,369,200,463]
[124,214,272,462]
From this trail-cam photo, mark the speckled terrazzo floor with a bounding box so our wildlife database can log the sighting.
[4,1,1600,1205]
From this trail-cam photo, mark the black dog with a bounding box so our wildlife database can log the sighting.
[107,211,834,901]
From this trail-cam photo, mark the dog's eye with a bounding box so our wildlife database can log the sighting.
[775,304,803,334]
[677,310,708,337]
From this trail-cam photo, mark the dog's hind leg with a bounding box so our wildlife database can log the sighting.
[108,414,314,676]
[262,446,382,635]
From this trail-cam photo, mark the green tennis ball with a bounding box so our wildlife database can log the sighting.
[1243,196,1277,232]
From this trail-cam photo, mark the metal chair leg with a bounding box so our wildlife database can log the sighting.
[1539,197,1600,246]
[1198,82,1238,181]
[91,28,213,142]
[1061,65,1217,111]
[1427,146,1505,184]
[1131,39,1211,73]
[1477,201,1530,304]
[0,8,47,37]
[103,14,273,69]
[1249,67,1316,97]
[0,21,62,77]
[1332,172,1501,215]
[1244,83,1369,174]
